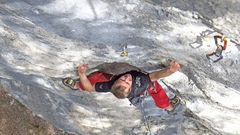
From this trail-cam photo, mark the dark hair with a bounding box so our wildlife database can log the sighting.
[110,86,129,99]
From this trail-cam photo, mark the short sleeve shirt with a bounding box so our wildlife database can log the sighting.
[95,70,151,99]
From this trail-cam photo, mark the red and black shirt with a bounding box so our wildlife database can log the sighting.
[95,70,151,100]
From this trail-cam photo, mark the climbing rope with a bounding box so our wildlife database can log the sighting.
[139,91,153,134]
